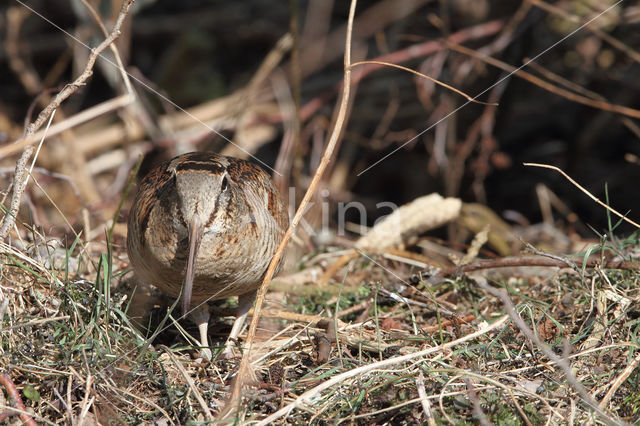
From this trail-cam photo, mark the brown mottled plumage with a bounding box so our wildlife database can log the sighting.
[127,152,288,358]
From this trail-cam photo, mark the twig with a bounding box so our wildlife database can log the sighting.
[350,60,497,105]
[447,42,640,119]
[422,315,476,333]
[435,256,637,278]
[221,33,293,158]
[257,316,509,424]
[217,0,359,420]
[25,109,55,190]
[78,0,134,95]
[5,7,44,96]
[0,315,71,332]
[297,0,432,79]
[507,388,533,426]
[298,19,505,124]
[477,281,620,425]
[464,379,492,426]
[0,372,37,426]
[337,300,372,318]
[0,0,134,241]
[0,94,135,161]
[599,350,640,410]
[77,374,94,425]
[524,163,640,229]
[529,0,640,65]
[271,68,297,193]
[159,346,214,421]
[416,371,436,426]
[525,60,640,140]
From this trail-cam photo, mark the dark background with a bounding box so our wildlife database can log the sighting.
[1,0,640,240]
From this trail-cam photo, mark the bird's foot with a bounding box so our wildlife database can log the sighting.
[217,338,242,360]
[197,346,213,362]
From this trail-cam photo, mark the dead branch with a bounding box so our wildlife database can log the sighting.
[0,0,135,241]
[530,0,640,65]
[477,281,619,425]
[416,371,436,426]
[0,372,37,426]
[297,0,432,79]
[257,316,509,424]
[219,0,358,420]
[447,42,640,120]
[525,60,640,140]
[524,163,640,229]
[0,94,135,161]
[465,379,492,426]
[599,350,640,410]
[298,19,504,123]
[435,256,637,279]
[350,60,497,105]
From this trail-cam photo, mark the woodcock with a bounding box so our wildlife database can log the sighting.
[127,152,289,358]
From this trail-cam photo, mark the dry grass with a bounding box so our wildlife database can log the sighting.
[1,224,640,423]
[3,0,640,424]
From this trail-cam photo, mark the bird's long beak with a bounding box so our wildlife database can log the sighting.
[182,214,203,318]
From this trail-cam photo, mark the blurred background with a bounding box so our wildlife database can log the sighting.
[1,0,640,254]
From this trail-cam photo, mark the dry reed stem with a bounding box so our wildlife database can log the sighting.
[218,0,359,420]
[257,315,509,424]
[524,163,640,229]
[0,0,135,241]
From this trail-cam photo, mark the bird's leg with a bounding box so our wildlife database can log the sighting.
[190,303,212,360]
[220,290,256,358]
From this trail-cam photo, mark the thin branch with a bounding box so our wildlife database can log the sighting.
[0,372,37,426]
[435,256,637,279]
[159,346,214,421]
[0,0,135,241]
[448,42,640,119]
[465,379,492,426]
[350,60,497,105]
[0,94,134,160]
[218,0,358,420]
[416,371,436,426]
[524,163,640,229]
[298,19,504,124]
[257,316,509,424]
[78,0,134,95]
[599,350,640,410]
[529,0,640,65]
[477,281,620,425]
[524,60,640,140]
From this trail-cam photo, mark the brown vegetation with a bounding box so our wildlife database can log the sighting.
[1,0,640,424]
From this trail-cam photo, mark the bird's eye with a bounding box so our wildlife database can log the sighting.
[221,175,229,192]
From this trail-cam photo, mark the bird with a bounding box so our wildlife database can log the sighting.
[127,152,289,359]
